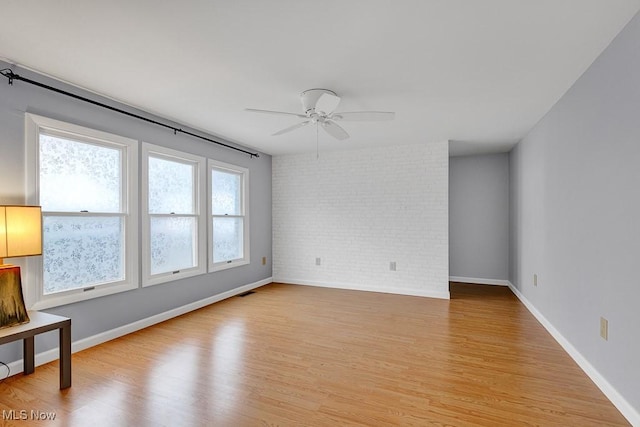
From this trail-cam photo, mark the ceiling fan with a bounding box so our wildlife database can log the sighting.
[246,89,395,141]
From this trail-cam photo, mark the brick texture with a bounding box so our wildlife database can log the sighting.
[272,142,449,298]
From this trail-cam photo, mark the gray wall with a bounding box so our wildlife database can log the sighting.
[449,153,509,281]
[509,11,640,414]
[0,62,272,364]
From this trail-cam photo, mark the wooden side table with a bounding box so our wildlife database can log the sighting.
[0,311,71,389]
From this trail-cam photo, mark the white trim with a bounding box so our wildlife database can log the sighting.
[25,113,139,147]
[277,278,450,299]
[507,281,639,426]
[24,113,139,310]
[210,258,250,272]
[5,277,272,375]
[30,282,137,311]
[141,142,207,287]
[208,159,250,272]
[449,276,509,286]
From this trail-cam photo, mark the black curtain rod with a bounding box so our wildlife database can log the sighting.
[0,68,259,158]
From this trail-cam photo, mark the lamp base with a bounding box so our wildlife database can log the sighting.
[0,265,30,329]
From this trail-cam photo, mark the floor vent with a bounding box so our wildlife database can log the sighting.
[237,291,256,297]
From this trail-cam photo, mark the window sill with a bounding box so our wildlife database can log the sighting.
[29,281,138,310]
[142,267,206,288]
[210,259,250,273]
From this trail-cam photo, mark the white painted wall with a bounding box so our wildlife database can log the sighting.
[509,11,640,422]
[449,154,509,283]
[273,142,449,299]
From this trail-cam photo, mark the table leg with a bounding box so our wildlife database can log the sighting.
[59,322,71,389]
[23,336,35,375]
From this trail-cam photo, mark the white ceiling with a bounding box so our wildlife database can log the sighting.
[1,1,639,156]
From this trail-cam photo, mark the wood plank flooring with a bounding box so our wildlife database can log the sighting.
[0,283,630,426]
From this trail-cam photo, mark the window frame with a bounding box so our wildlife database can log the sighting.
[25,113,139,310]
[141,142,207,287]
[208,159,250,272]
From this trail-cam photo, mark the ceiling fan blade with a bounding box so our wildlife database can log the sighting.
[331,111,395,121]
[245,108,307,118]
[315,93,341,114]
[321,120,349,140]
[272,121,310,136]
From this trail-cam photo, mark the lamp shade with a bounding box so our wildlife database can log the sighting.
[0,205,42,260]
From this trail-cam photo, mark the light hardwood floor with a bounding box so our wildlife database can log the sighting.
[0,283,630,426]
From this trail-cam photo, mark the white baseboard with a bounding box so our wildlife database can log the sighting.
[276,278,450,300]
[449,276,509,286]
[5,277,272,376]
[507,281,639,426]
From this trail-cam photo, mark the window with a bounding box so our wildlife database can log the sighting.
[25,114,138,309]
[142,143,206,286]
[209,159,249,271]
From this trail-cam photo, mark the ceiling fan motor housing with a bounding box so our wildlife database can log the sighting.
[300,89,337,115]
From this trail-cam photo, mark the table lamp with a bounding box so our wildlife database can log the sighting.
[0,205,42,329]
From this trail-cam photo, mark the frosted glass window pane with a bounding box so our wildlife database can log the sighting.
[39,134,121,212]
[150,216,196,275]
[149,157,194,214]
[212,170,241,215]
[212,217,243,262]
[43,216,124,294]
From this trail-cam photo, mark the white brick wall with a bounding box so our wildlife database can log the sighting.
[272,141,449,299]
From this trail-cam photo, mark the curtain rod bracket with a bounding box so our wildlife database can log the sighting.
[1,68,15,85]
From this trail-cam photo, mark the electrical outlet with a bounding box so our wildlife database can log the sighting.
[534,274,538,287]
[390,261,396,271]
[600,317,608,341]
[261,256,267,265]
[315,257,321,266]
